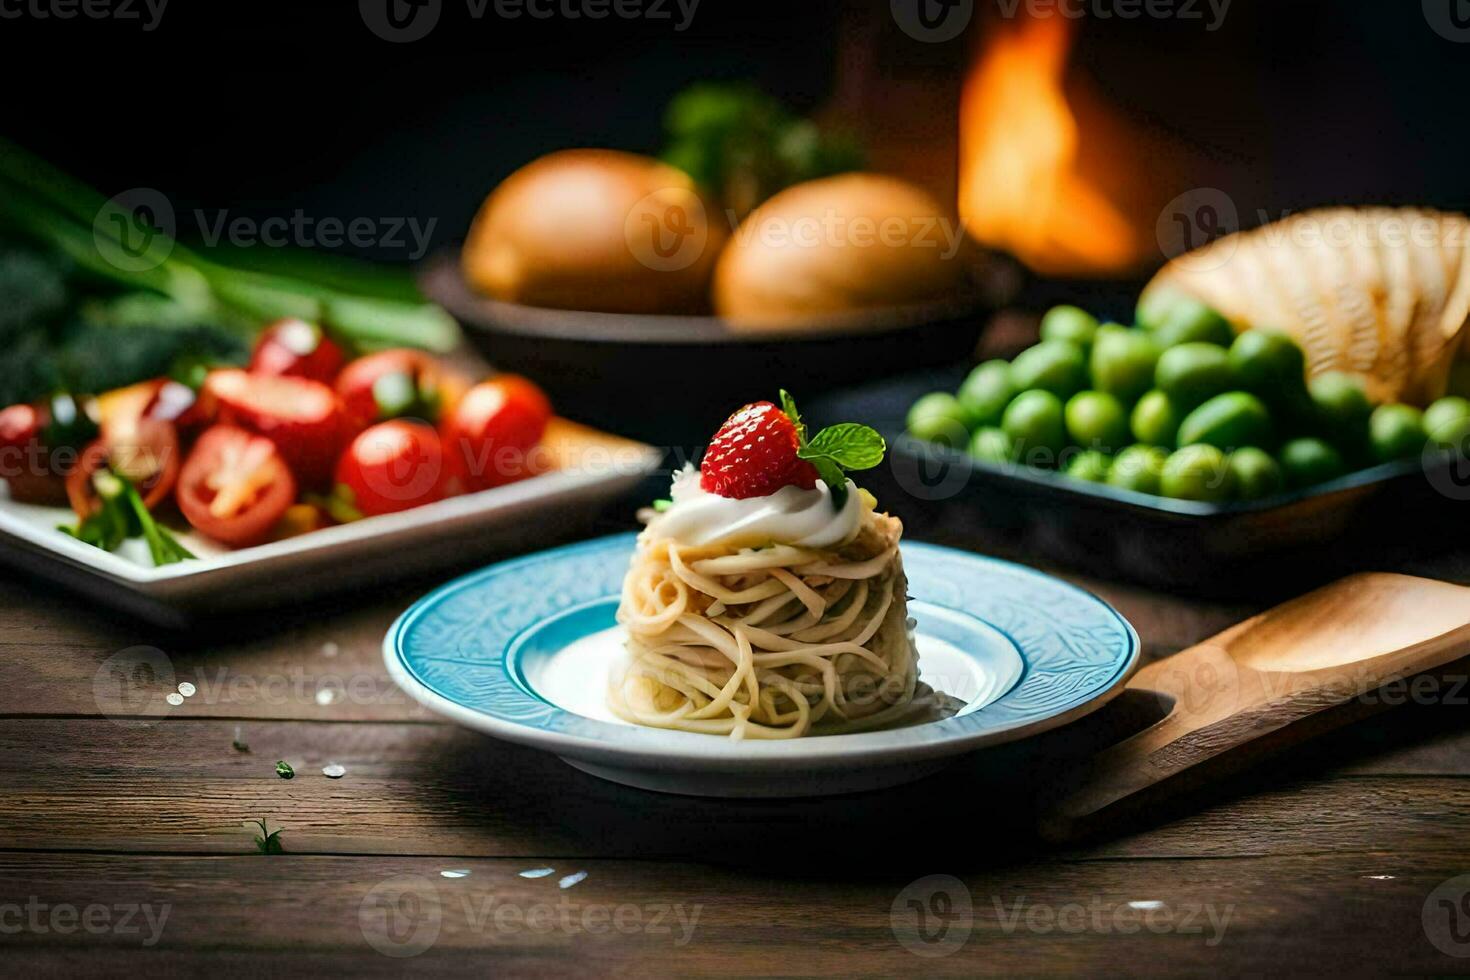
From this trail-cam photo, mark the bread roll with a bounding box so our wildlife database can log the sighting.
[713,174,967,329]
[463,149,722,314]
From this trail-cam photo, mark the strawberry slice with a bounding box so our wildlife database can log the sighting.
[202,369,345,488]
[699,401,819,499]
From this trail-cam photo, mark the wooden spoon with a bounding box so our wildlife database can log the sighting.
[1038,572,1470,842]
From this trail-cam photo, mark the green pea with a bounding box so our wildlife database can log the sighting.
[1177,391,1273,451]
[1148,296,1234,349]
[1228,447,1284,501]
[1279,437,1347,489]
[1424,396,1470,449]
[1369,404,1426,462]
[1130,390,1182,447]
[1155,342,1234,410]
[1064,449,1112,483]
[1229,330,1306,395]
[1309,371,1374,434]
[968,426,1014,465]
[1160,444,1236,502]
[1040,306,1100,350]
[957,360,1015,429]
[1065,391,1129,452]
[1107,444,1168,495]
[1090,328,1160,404]
[907,392,970,448]
[1136,288,1188,331]
[1002,390,1067,468]
[1010,341,1088,400]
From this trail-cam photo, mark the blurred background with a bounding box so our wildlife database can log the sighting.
[6,0,1467,283]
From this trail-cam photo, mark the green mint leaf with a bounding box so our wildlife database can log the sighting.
[778,389,806,442]
[651,498,673,512]
[275,761,294,779]
[807,457,849,511]
[798,423,886,471]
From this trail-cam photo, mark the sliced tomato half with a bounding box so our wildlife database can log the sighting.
[178,426,297,547]
[203,369,344,488]
[66,414,181,519]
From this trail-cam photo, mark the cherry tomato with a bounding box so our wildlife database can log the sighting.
[250,318,346,384]
[203,369,344,488]
[66,416,180,519]
[335,420,446,517]
[0,403,68,505]
[98,378,205,438]
[177,426,297,547]
[441,376,552,492]
[336,350,466,429]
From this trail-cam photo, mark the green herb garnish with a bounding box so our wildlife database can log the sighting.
[780,389,886,511]
[307,487,365,525]
[60,469,194,566]
[274,760,294,780]
[660,83,864,220]
[249,818,284,855]
[651,498,673,513]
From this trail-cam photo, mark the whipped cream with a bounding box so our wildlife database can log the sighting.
[651,467,861,549]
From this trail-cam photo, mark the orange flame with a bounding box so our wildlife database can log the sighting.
[958,14,1143,277]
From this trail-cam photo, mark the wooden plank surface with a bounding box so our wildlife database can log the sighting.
[1,538,1468,974]
[0,852,1462,975]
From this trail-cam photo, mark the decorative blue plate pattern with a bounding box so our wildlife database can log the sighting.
[385,534,1139,770]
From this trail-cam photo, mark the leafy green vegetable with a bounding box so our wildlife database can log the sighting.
[60,469,194,567]
[661,83,864,218]
[123,480,195,566]
[0,239,252,406]
[249,817,284,855]
[651,498,673,513]
[275,761,295,779]
[60,470,130,552]
[0,137,461,374]
[779,391,886,511]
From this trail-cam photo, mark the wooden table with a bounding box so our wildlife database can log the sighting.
[1,511,1467,976]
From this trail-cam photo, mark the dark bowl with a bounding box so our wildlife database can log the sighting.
[809,373,1467,599]
[880,435,1470,598]
[420,252,992,447]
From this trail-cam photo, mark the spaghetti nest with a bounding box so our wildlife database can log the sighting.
[612,509,919,739]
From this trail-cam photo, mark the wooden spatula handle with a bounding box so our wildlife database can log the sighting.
[1038,573,1470,843]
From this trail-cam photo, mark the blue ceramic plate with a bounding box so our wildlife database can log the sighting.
[385,534,1139,797]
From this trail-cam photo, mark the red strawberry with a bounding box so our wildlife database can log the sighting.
[700,401,819,499]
